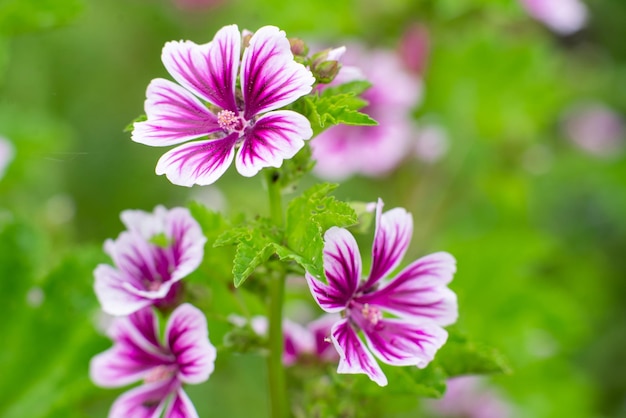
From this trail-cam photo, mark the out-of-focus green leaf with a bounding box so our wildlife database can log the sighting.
[436,330,512,377]
[0,223,105,417]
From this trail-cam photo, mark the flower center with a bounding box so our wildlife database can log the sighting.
[217,110,243,132]
[361,303,382,326]
[144,365,176,383]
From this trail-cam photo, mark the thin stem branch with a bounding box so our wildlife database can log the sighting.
[265,169,288,418]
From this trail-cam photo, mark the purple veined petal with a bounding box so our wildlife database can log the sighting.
[330,319,387,386]
[357,252,458,325]
[94,264,153,316]
[163,388,200,418]
[161,25,240,111]
[362,199,413,290]
[90,312,174,387]
[235,110,312,177]
[155,133,238,187]
[304,227,362,312]
[323,227,361,299]
[163,207,207,281]
[108,379,174,418]
[241,26,314,118]
[308,314,341,361]
[305,273,347,313]
[360,318,447,368]
[282,319,315,365]
[165,303,216,384]
[102,233,175,302]
[132,78,221,147]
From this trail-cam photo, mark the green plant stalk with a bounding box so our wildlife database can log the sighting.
[265,170,288,418]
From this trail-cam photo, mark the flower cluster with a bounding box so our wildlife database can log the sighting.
[305,199,458,386]
[101,22,461,415]
[90,206,216,418]
[132,24,315,187]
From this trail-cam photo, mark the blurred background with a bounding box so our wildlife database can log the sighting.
[0,0,625,417]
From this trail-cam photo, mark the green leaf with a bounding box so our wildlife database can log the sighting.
[0,0,83,35]
[436,330,512,377]
[215,218,283,288]
[322,80,373,97]
[285,183,357,278]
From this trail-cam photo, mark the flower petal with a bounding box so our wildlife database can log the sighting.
[161,24,240,111]
[163,388,200,418]
[165,303,216,384]
[108,379,173,418]
[235,110,311,177]
[241,26,314,118]
[357,252,458,325]
[308,314,341,361]
[360,318,448,368]
[94,264,153,316]
[362,199,413,290]
[132,78,221,147]
[305,227,362,312]
[155,134,238,187]
[331,319,387,386]
[282,319,315,365]
[90,310,174,387]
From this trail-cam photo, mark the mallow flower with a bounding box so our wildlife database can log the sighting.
[311,45,422,180]
[94,206,206,316]
[90,304,216,418]
[132,24,315,186]
[305,199,457,386]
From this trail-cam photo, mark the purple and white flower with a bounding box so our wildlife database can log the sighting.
[305,199,457,386]
[90,304,216,418]
[132,24,315,186]
[311,45,422,180]
[94,206,206,316]
[283,314,339,365]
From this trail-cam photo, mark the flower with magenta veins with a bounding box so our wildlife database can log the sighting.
[94,206,206,316]
[132,24,315,186]
[305,199,458,386]
[90,304,216,418]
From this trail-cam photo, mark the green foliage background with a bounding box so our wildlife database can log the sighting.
[0,0,625,417]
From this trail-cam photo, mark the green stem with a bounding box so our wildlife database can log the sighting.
[265,170,288,418]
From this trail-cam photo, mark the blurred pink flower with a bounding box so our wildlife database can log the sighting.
[428,376,513,418]
[0,136,14,180]
[562,102,625,157]
[520,0,588,35]
[283,314,339,365]
[311,44,422,180]
[414,124,449,163]
[399,23,430,76]
[229,314,339,365]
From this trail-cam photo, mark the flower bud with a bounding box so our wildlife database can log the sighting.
[289,38,309,57]
[312,60,341,84]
